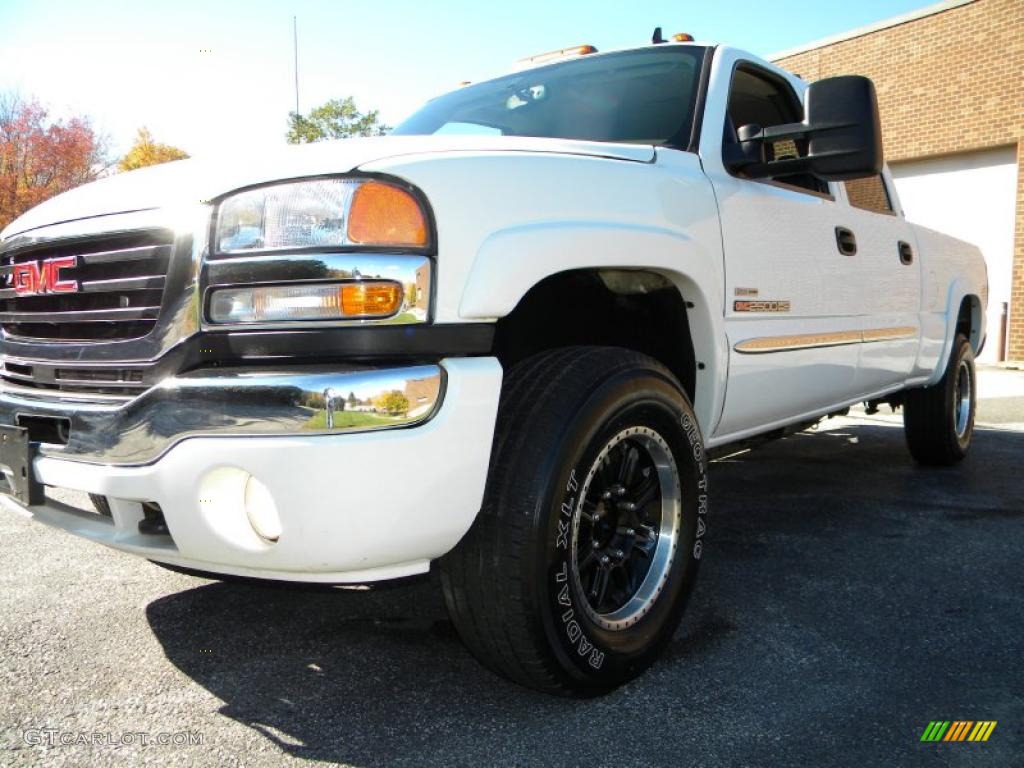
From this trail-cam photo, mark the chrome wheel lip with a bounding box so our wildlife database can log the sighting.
[953,359,972,440]
[569,426,682,632]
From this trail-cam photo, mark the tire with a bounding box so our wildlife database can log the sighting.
[439,346,708,696]
[903,333,976,466]
[89,493,112,517]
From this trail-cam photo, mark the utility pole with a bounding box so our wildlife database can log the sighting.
[293,15,300,116]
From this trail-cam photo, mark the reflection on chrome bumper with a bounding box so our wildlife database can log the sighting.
[0,364,443,465]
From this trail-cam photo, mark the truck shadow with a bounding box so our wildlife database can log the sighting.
[145,422,1024,767]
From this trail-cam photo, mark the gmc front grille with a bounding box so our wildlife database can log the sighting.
[0,230,174,342]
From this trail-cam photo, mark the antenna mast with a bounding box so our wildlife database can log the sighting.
[293,16,300,116]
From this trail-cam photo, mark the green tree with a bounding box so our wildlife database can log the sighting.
[286,97,390,144]
[118,127,188,171]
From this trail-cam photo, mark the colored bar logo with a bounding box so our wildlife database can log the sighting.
[920,721,997,742]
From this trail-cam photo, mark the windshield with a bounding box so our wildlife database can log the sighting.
[392,47,705,148]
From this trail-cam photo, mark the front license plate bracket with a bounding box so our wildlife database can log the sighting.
[0,425,42,505]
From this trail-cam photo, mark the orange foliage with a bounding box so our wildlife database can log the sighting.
[0,94,105,231]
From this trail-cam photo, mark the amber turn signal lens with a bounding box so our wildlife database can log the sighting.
[347,182,428,247]
[340,282,404,317]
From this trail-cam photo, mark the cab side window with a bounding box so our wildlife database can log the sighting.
[844,175,894,214]
[724,66,829,195]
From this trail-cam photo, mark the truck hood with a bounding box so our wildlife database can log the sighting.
[1,135,655,239]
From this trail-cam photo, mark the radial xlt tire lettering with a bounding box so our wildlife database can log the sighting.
[439,346,708,696]
[903,333,976,466]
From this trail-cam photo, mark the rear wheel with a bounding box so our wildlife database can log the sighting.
[903,333,976,465]
[439,347,708,696]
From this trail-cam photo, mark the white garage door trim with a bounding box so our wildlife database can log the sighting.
[891,145,1018,363]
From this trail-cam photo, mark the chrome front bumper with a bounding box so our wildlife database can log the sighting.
[0,363,444,465]
[0,357,502,583]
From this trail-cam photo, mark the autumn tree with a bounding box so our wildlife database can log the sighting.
[286,97,390,144]
[373,390,409,416]
[0,93,107,230]
[118,127,189,171]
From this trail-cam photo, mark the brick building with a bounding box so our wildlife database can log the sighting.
[771,0,1024,362]
[415,261,430,310]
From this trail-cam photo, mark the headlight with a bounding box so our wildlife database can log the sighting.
[215,178,428,254]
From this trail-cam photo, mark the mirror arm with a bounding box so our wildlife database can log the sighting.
[747,121,810,142]
[729,121,813,177]
[734,156,813,179]
[762,123,808,141]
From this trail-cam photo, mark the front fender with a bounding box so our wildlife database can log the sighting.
[357,148,727,433]
[459,219,727,436]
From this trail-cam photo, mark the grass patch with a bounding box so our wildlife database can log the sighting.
[304,410,404,430]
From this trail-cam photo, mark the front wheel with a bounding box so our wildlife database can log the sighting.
[903,333,976,466]
[439,347,708,696]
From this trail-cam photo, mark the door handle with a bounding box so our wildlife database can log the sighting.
[835,227,857,256]
[898,240,914,265]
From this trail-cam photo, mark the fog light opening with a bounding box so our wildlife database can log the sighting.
[244,475,281,543]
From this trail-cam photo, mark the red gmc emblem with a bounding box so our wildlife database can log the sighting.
[11,256,78,296]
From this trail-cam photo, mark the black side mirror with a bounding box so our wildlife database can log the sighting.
[804,76,883,179]
[727,75,884,182]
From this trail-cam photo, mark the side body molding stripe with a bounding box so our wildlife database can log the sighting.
[734,326,917,354]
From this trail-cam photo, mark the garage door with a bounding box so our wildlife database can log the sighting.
[890,146,1018,363]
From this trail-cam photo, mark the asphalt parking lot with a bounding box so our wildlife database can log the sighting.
[1,368,1021,767]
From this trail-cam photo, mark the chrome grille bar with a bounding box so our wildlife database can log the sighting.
[78,244,171,265]
[0,306,161,323]
[78,276,166,293]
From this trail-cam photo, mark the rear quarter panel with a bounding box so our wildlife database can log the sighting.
[911,223,987,385]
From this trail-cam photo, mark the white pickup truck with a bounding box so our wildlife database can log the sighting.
[0,38,987,695]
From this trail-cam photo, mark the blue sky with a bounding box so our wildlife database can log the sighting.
[0,0,941,158]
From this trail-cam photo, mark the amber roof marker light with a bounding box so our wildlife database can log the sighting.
[515,44,598,68]
[652,27,694,44]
